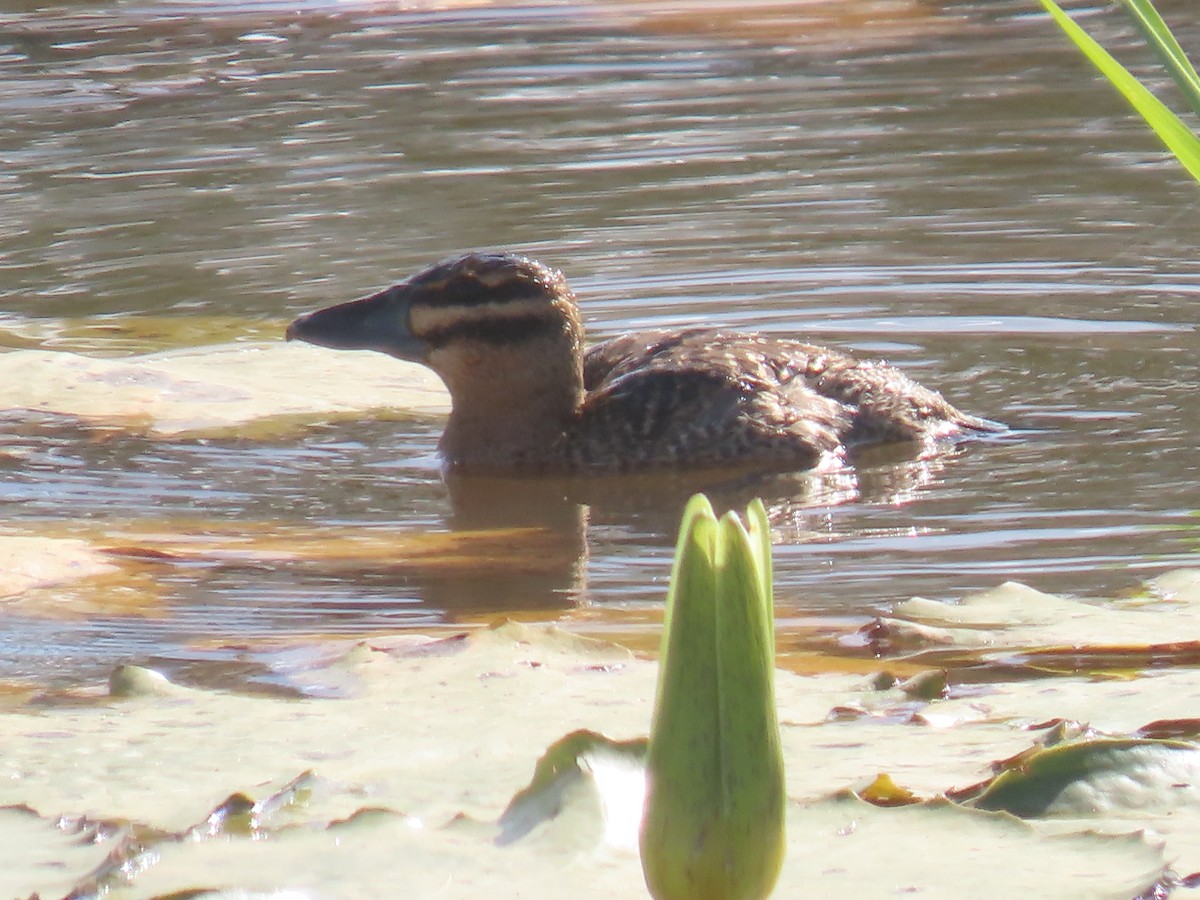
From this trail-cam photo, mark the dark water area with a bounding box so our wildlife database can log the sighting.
[1,0,1198,689]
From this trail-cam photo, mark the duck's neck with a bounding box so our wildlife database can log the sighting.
[432,342,585,472]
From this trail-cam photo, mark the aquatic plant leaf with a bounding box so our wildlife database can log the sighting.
[1037,0,1200,185]
[499,745,1166,899]
[882,570,1200,665]
[101,519,580,577]
[498,729,646,848]
[0,313,277,355]
[623,0,964,53]
[1117,0,1200,118]
[0,622,648,833]
[856,773,920,808]
[0,622,1188,897]
[1150,568,1200,600]
[973,738,1200,818]
[786,793,1163,900]
[16,785,1162,900]
[1134,718,1200,740]
[0,805,114,900]
[0,534,168,620]
[0,535,119,599]
[0,341,449,437]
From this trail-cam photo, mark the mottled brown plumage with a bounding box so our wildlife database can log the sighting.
[286,252,1000,474]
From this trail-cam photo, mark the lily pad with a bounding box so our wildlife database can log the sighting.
[973,738,1200,818]
[0,532,167,620]
[0,623,1190,897]
[895,574,1200,644]
[863,569,1200,677]
[0,805,113,900]
[0,341,448,437]
[0,535,118,599]
[0,312,277,355]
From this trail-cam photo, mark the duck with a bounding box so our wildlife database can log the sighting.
[285,252,1001,475]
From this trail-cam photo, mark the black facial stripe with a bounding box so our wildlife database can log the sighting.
[421,313,563,349]
[411,275,551,310]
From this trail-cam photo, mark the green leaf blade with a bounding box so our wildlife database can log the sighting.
[1117,0,1200,117]
[1039,0,1200,186]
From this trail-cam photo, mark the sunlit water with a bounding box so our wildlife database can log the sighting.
[1,0,1198,690]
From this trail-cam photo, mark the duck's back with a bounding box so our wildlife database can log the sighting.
[566,328,996,472]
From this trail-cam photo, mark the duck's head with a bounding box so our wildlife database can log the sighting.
[287,252,587,466]
[287,252,583,364]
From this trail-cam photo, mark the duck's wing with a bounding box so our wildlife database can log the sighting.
[583,330,697,391]
[577,330,853,470]
[580,329,1000,470]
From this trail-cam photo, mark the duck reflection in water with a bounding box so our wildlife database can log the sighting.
[287,253,1002,612]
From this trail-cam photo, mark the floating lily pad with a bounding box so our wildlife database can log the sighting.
[864,570,1200,677]
[0,804,113,900]
[784,793,1164,899]
[0,313,277,355]
[0,341,449,437]
[0,532,168,620]
[0,623,1193,897]
[0,535,118,599]
[973,737,1200,818]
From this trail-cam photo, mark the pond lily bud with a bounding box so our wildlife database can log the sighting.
[640,494,786,900]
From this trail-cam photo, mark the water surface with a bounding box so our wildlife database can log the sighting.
[2,0,1198,689]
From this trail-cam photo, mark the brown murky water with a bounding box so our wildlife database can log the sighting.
[1,0,1198,690]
